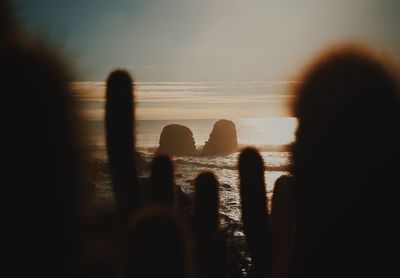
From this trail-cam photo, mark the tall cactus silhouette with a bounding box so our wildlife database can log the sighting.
[194,171,219,237]
[105,69,141,218]
[238,147,271,277]
[270,175,295,278]
[150,155,176,206]
[194,171,227,278]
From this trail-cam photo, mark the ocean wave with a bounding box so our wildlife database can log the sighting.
[174,158,289,171]
[89,145,291,171]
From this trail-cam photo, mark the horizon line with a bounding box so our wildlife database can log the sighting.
[70,80,301,84]
[84,116,298,121]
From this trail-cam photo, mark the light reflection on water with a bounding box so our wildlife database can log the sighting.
[86,118,297,148]
[92,147,290,277]
[91,146,291,224]
[141,150,291,224]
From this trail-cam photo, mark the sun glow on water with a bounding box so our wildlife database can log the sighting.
[236,117,297,146]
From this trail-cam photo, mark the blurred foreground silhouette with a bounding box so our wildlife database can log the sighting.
[270,175,295,278]
[239,148,272,277]
[105,69,141,219]
[119,207,193,278]
[150,155,176,206]
[194,171,228,278]
[292,46,400,278]
[2,2,88,277]
[4,2,400,277]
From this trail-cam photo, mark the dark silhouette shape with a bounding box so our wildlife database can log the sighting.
[202,119,238,156]
[82,209,120,278]
[157,124,196,156]
[194,171,228,278]
[2,5,88,276]
[150,155,176,206]
[238,147,271,277]
[291,46,400,278]
[194,172,220,237]
[119,206,193,278]
[105,69,141,218]
[145,154,191,212]
[270,175,295,278]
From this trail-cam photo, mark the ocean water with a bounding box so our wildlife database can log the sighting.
[74,81,297,226]
[86,118,297,148]
[88,118,294,227]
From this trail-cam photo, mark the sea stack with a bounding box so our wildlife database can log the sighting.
[157,124,196,156]
[202,119,238,156]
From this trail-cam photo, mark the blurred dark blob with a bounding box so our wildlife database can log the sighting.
[292,46,400,278]
[2,2,88,277]
[119,206,193,278]
[238,147,271,277]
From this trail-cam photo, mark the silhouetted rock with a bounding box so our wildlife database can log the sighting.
[202,120,238,156]
[157,124,196,156]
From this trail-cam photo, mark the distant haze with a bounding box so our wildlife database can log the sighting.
[13,0,400,82]
[72,81,296,119]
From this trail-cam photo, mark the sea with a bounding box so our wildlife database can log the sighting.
[73,81,297,225]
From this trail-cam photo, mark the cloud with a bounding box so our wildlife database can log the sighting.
[71,81,295,120]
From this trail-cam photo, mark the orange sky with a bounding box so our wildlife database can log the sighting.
[71,81,297,120]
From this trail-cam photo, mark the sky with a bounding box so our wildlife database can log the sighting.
[12,0,400,82]
[71,81,297,120]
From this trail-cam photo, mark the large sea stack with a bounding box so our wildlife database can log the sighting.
[202,120,238,156]
[157,124,196,156]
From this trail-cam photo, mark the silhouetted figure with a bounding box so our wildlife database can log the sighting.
[238,148,271,277]
[270,175,295,278]
[202,119,238,156]
[119,206,193,278]
[157,124,196,156]
[194,171,228,278]
[2,3,88,276]
[150,155,176,206]
[105,69,141,219]
[291,46,400,278]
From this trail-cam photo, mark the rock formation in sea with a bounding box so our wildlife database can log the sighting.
[202,119,238,156]
[156,124,197,156]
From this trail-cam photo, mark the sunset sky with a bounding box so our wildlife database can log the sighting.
[11,0,400,119]
[71,81,297,120]
[13,0,400,81]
